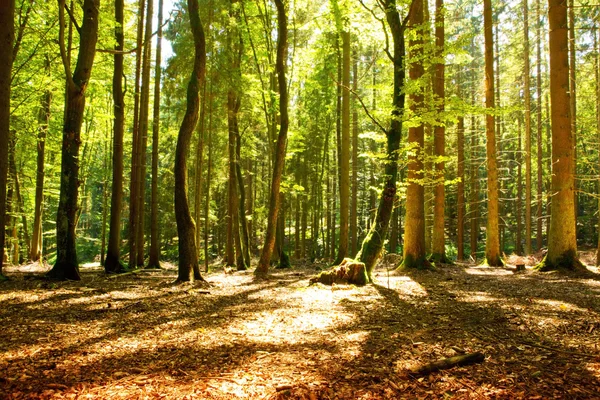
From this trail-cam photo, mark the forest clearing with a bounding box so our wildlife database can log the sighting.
[1,255,600,399]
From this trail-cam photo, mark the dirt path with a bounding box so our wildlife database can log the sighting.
[1,260,600,399]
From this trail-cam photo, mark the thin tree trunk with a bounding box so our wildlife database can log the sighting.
[105,0,126,273]
[334,30,350,265]
[568,0,577,225]
[31,57,51,262]
[128,0,146,269]
[236,132,251,267]
[517,114,523,255]
[350,45,359,256]
[175,0,206,282]
[431,0,446,263]
[148,0,163,269]
[255,0,288,276]
[47,0,100,280]
[483,0,503,266]
[204,85,213,272]
[540,0,581,271]
[536,0,543,250]
[524,0,532,255]
[457,71,465,261]
[136,0,154,267]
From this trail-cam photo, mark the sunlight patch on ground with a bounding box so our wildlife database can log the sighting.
[532,298,590,313]
[464,266,513,276]
[456,291,504,303]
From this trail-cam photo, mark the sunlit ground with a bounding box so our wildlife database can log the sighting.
[1,259,600,399]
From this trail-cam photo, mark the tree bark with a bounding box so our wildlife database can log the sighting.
[357,0,407,277]
[539,0,581,271]
[255,0,288,276]
[0,0,14,276]
[431,0,447,263]
[536,0,543,251]
[457,72,465,261]
[350,45,359,256]
[175,0,206,282]
[148,0,163,269]
[401,0,428,270]
[128,0,146,269]
[524,0,532,255]
[483,0,503,266]
[334,30,350,265]
[136,0,154,267]
[30,57,51,262]
[46,0,100,281]
[105,0,127,273]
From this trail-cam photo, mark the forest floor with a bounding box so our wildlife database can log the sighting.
[1,253,600,399]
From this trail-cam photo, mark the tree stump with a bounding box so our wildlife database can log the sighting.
[310,258,368,286]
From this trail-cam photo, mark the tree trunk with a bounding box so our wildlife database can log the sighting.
[457,72,465,261]
[46,0,100,281]
[31,57,51,262]
[401,0,428,270]
[105,0,127,273]
[0,0,14,276]
[128,0,146,269]
[175,0,206,282]
[148,0,163,269]
[136,0,154,267]
[357,0,406,277]
[431,0,446,263]
[469,111,479,259]
[539,0,581,271]
[516,114,523,255]
[334,30,350,265]
[483,0,503,267]
[255,0,288,276]
[204,87,213,272]
[536,0,543,250]
[350,45,359,256]
[568,0,577,227]
[524,0,532,255]
[236,134,251,268]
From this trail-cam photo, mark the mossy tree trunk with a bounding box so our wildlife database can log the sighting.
[175,0,206,282]
[356,0,408,278]
[46,0,100,281]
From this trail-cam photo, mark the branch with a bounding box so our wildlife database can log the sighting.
[13,0,34,60]
[57,0,75,90]
[332,75,388,135]
[357,0,393,62]
[97,16,172,54]
[65,3,82,35]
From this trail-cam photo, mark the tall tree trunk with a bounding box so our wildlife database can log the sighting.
[536,0,543,250]
[236,132,251,268]
[539,0,581,271]
[470,114,479,259]
[517,114,523,255]
[128,0,146,269]
[175,0,206,282]
[47,0,100,280]
[401,0,428,269]
[0,0,14,276]
[148,0,163,269]
[31,57,51,262]
[431,0,446,263]
[350,45,359,256]
[595,29,600,265]
[483,0,503,266]
[357,0,407,276]
[105,0,127,273]
[255,0,288,276]
[204,86,213,272]
[568,0,577,226]
[524,0,532,255]
[136,0,154,267]
[457,72,465,261]
[334,30,350,264]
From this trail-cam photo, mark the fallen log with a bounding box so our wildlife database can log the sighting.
[410,352,485,376]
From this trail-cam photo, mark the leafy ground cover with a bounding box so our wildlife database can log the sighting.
[1,255,600,399]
